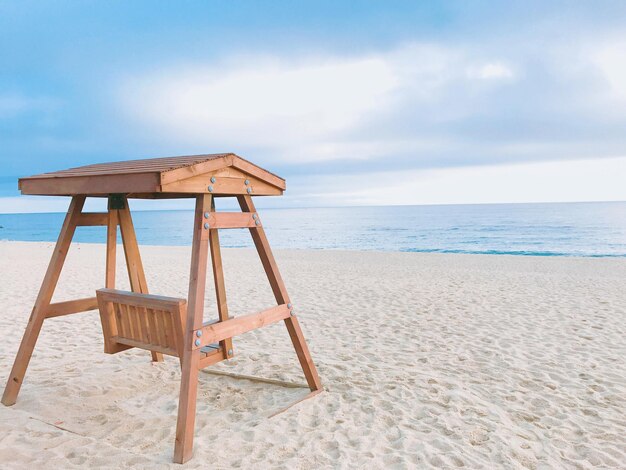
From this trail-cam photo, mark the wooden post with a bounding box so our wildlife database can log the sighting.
[209,198,234,359]
[106,202,118,289]
[117,197,164,363]
[237,195,322,392]
[2,196,86,406]
[174,194,211,464]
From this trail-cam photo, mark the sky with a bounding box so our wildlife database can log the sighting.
[1,1,626,212]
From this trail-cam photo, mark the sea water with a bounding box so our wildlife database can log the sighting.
[1,201,625,257]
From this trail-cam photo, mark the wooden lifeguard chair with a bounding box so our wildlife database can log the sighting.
[1,153,322,463]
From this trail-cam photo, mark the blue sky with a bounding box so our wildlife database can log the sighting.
[1,1,626,212]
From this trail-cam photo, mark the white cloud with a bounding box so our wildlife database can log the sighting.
[285,156,626,206]
[117,44,518,163]
[120,56,398,150]
[593,41,626,99]
[466,62,514,80]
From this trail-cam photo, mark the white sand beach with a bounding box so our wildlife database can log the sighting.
[0,241,624,469]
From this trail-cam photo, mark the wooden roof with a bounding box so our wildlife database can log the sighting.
[19,153,286,197]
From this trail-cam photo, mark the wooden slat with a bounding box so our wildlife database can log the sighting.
[77,212,108,226]
[45,297,98,318]
[193,305,290,349]
[146,308,160,348]
[118,303,131,339]
[112,336,178,357]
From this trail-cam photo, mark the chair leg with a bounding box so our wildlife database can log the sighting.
[2,196,85,405]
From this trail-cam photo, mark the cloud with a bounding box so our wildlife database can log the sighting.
[114,35,626,174]
[466,62,514,80]
[284,155,626,207]
[119,56,398,153]
[593,40,626,100]
[117,43,519,162]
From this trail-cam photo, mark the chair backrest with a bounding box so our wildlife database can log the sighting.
[96,288,187,358]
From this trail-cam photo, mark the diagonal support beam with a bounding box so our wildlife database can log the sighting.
[2,196,86,406]
[237,195,322,392]
[117,196,163,363]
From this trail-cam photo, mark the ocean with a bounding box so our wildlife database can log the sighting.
[1,201,625,257]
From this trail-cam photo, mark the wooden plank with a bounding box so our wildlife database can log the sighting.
[97,289,186,310]
[117,199,163,362]
[44,297,98,318]
[207,212,258,229]
[230,155,286,190]
[77,212,108,226]
[159,154,231,185]
[146,308,160,348]
[193,305,290,348]
[117,303,131,338]
[173,303,187,360]
[197,347,225,370]
[2,196,85,406]
[19,172,161,196]
[112,336,178,357]
[97,297,132,354]
[155,309,168,347]
[105,206,118,289]
[174,194,211,464]
[238,195,322,392]
[209,198,233,359]
[160,173,282,195]
[118,203,147,294]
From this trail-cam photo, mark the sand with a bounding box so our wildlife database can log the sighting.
[0,241,624,469]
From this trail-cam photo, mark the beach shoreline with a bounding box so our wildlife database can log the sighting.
[0,241,624,468]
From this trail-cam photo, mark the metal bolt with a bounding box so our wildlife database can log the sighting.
[210,176,216,183]
[287,303,292,309]
[244,179,250,185]
[290,309,295,316]
[246,187,252,194]
[204,212,210,219]
[227,348,233,356]
[208,185,214,192]
[204,222,210,229]
[196,330,202,337]
[255,220,260,226]
[252,213,258,220]
[194,339,201,347]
